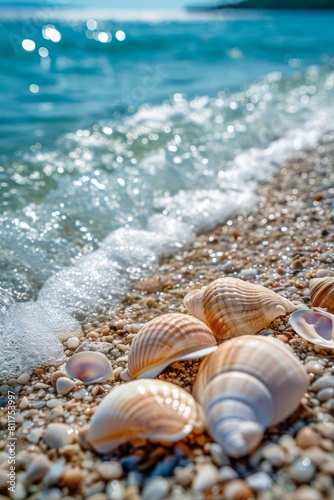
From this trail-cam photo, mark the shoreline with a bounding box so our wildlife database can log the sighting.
[1,134,334,499]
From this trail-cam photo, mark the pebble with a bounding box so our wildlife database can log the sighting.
[296,427,320,449]
[223,479,253,500]
[142,477,170,500]
[208,443,230,467]
[311,375,334,391]
[43,423,75,449]
[293,485,323,500]
[106,479,125,500]
[317,387,334,401]
[218,466,238,482]
[174,465,194,487]
[56,377,76,396]
[46,399,62,409]
[19,396,30,410]
[317,421,334,440]
[60,467,83,492]
[65,336,80,349]
[246,472,272,491]
[261,443,285,467]
[192,463,220,495]
[25,454,51,483]
[96,462,123,481]
[16,372,30,384]
[305,360,324,375]
[289,457,316,483]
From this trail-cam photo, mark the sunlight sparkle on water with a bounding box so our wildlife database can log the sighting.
[42,25,62,43]
[115,30,126,41]
[22,39,35,51]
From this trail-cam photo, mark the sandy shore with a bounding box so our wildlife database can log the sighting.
[1,133,334,499]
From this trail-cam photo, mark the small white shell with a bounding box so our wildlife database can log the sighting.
[289,308,334,349]
[184,277,295,340]
[83,379,204,454]
[66,351,114,384]
[193,335,308,458]
[121,313,217,381]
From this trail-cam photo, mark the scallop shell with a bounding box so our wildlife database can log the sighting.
[121,313,217,381]
[184,277,295,340]
[193,335,308,458]
[309,277,334,313]
[289,308,334,349]
[65,351,114,384]
[83,379,204,454]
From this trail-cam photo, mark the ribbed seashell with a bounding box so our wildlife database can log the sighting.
[83,379,204,454]
[289,308,334,349]
[309,277,334,313]
[65,351,114,384]
[184,277,296,340]
[193,335,308,458]
[121,313,217,381]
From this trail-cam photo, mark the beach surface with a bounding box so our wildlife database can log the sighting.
[1,135,334,499]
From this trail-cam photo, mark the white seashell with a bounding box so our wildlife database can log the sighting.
[309,277,334,313]
[184,278,295,340]
[65,351,114,384]
[121,313,217,381]
[289,308,334,349]
[193,335,308,458]
[56,377,76,395]
[83,379,204,454]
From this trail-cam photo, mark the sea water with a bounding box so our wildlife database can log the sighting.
[1,7,334,377]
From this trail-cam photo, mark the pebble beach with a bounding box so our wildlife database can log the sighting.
[1,133,334,500]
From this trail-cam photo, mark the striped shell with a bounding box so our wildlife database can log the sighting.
[83,379,204,454]
[289,308,334,349]
[309,277,334,313]
[121,313,217,381]
[184,277,295,340]
[193,335,308,458]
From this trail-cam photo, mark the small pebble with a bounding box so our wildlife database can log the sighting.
[289,457,316,483]
[261,443,285,467]
[174,465,194,487]
[296,427,320,449]
[19,396,30,410]
[46,399,62,409]
[317,387,334,402]
[56,377,76,396]
[305,360,324,376]
[246,471,272,491]
[25,454,51,483]
[60,467,83,492]
[96,462,123,481]
[293,485,323,500]
[317,421,334,440]
[223,479,253,500]
[192,463,219,494]
[218,466,238,482]
[142,477,170,500]
[65,337,80,349]
[16,372,30,384]
[311,375,334,391]
[43,423,75,449]
[106,479,125,500]
[209,443,230,467]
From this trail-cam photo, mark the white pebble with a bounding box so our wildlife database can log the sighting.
[43,423,74,449]
[312,375,334,391]
[56,377,75,396]
[46,399,62,408]
[289,457,316,483]
[192,463,219,494]
[317,387,334,402]
[142,477,170,500]
[209,443,230,467]
[305,360,324,376]
[96,461,123,480]
[246,471,273,491]
[65,337,80,349]
[261,443,285,466]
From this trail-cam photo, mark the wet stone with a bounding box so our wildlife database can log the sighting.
[289,457,316,483]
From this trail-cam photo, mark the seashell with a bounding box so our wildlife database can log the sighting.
[121,313,217,381]
[184,277,295,340]
[289,308,334,349]
[309,277,334,313]
[65,351,114,384]
[56,377,76,395]
[193,335,308,458]
[43,423,75,450]
[82,379,204,454]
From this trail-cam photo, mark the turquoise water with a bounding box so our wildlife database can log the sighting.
[1,8,334,377]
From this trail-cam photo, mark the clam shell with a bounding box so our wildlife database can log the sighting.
[289,308,334,349]
[184,277,295,340]
[84,379,204,454]
[309,277,334,313]
[122,313,217,381]
[65,351,114,384]
[193,335,308,458]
